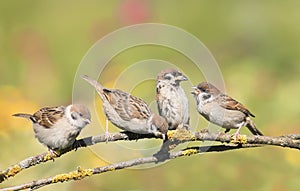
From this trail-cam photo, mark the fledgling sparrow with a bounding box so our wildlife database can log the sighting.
[13,104,91,155]
[191,82,263,136]
[81,75,168,140]
[156,69,190,130]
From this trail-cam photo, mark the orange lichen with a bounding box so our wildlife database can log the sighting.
[6,165,22,177]
[167,129,195,141]
[230,135,247,144]
[182,149,198,156]
[52,167,93,183]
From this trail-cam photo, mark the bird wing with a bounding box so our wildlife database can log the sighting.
[127,94,151,120]
[33,106,66,128]
[218,94,255,117]
[82,75,151,121]
[104,89,151,121]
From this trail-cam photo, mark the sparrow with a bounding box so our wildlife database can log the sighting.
[13,104,91,155]
[191,82,263,136]
[156,69,190,130]
[81,75,168,140]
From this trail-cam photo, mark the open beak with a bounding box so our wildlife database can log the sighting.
[191,86,200,95]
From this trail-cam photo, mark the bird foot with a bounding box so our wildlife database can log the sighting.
[72,140,83,151]
[230,133,247,144]
[218,131,226,136]
[200,128,209,133]
[105,131,111,143]
[231,133,239,142]
[48,149,59,161]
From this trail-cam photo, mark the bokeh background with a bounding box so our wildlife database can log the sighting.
[1,0,300,190]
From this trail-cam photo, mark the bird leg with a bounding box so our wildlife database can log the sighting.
[232,123,244,142]
[105,118,110,143]
[48,148,59,161]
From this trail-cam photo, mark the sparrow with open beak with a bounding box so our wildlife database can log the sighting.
[191,82,263,137]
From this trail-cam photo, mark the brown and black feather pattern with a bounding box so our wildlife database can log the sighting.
[102,89,151,121]
[13,106,65,128]
[218,94,255,118]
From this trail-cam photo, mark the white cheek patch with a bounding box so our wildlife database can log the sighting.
[200,93,213,104]
[202,93,211,100]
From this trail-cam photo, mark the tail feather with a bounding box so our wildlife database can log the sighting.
[81,75,106,101]
[246,118,263,136]
[12,113,36,122]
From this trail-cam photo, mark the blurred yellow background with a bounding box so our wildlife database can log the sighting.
[1,0,300,190]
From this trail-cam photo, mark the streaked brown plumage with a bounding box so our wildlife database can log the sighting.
[81,75,168,139]
[13,104,91,154]
[192,82,263,136]
[156,69,190,130]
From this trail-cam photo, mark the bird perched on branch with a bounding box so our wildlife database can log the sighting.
[191,82,263,137]
[156,69,190,130]
[81,75,168,141]
[13,104,91,156]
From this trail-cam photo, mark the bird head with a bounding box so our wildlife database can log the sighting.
[66,104,91,128]
[157,68,188,86]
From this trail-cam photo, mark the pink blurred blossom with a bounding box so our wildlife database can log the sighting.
[118,0,151,24]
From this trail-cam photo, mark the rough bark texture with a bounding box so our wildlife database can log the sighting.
[1,129,300,191]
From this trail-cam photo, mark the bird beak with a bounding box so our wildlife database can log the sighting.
[85,119,91,124]
[181,74,188,81]
[191,86,200,95]
[176,74,188,81]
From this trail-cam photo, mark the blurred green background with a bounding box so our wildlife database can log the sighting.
[1,0,300,190]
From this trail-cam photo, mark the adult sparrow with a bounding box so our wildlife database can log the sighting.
[191,82,263,136]
[13,104,91,155]
[156,69,190,130]
[81,75,168,140]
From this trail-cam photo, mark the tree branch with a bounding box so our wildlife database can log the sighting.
[0,144,260,191]
[1,129,300,184]
[0,131,156,183]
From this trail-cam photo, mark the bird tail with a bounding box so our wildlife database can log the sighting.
[81,75,106,101]
[12,113,35,122]
[245,117,263,136]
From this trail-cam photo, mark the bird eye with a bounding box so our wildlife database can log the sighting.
[164,74,172,80]
[71,113,77,120]
[79,113,83,117]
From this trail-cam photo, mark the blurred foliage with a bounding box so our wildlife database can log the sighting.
[1,0,300,191]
